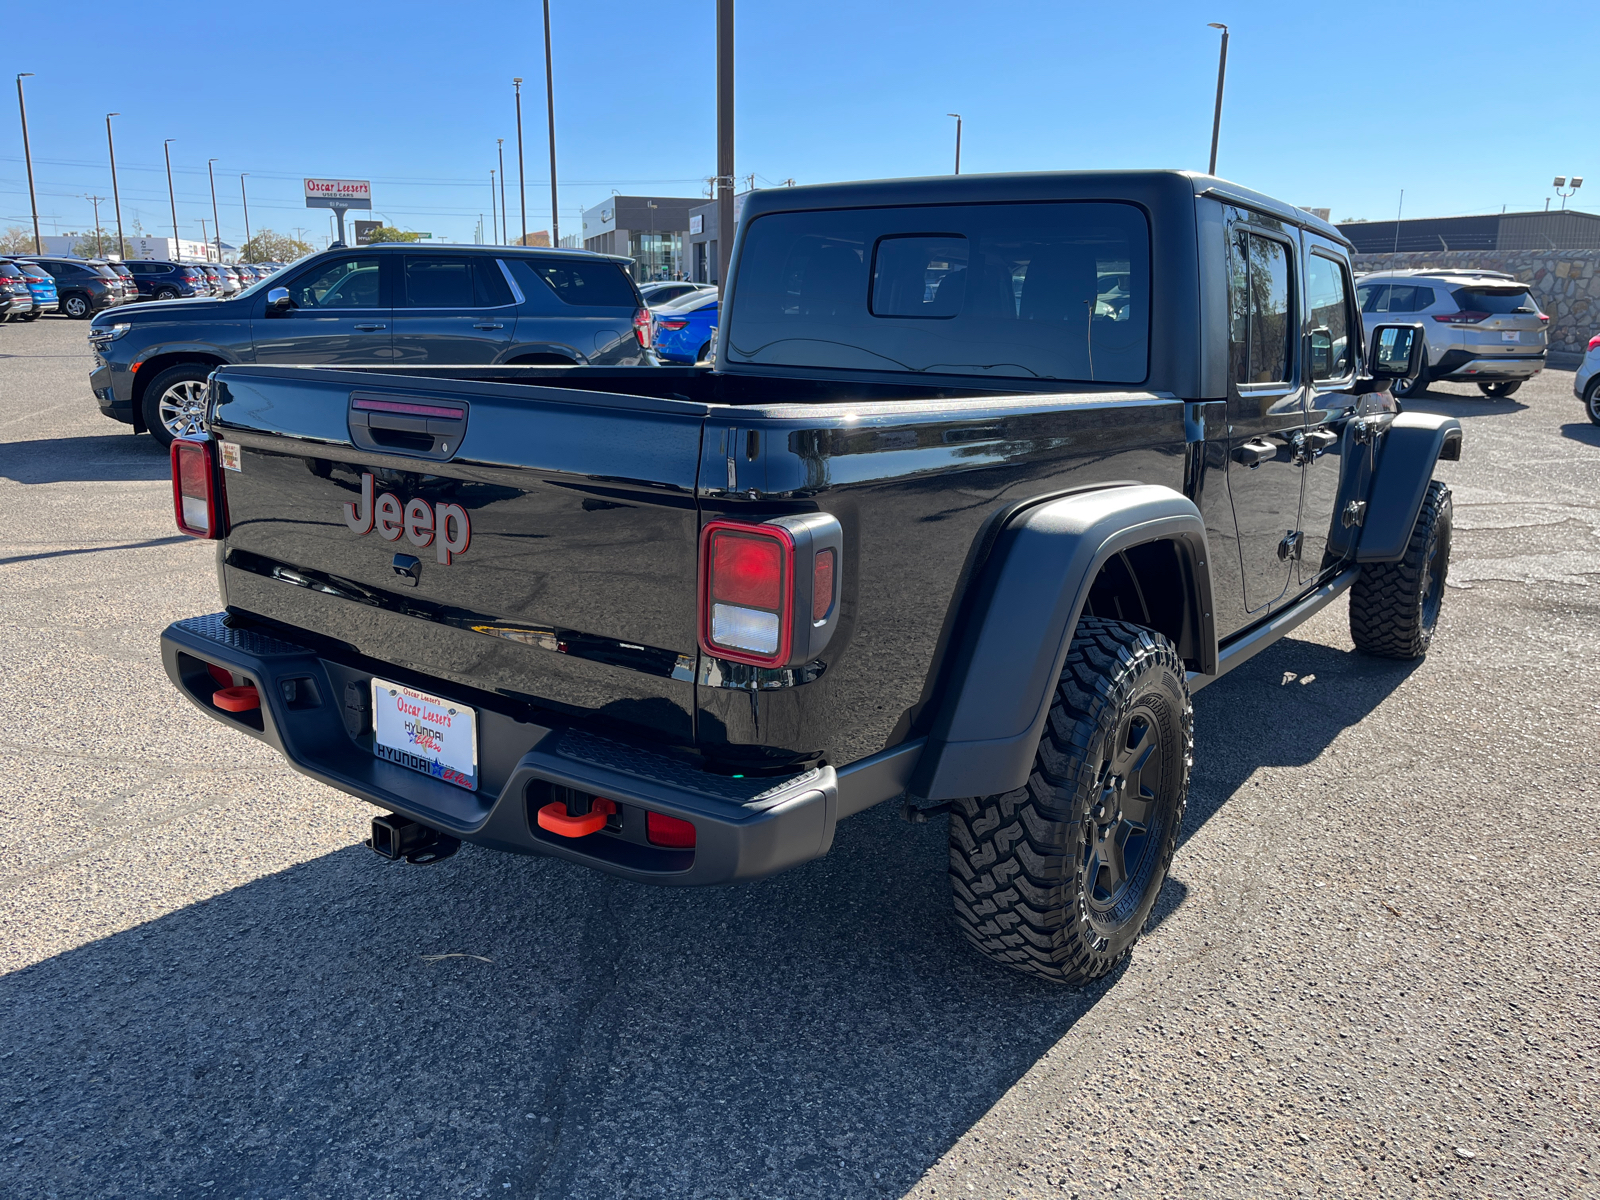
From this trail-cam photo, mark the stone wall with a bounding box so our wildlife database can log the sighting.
[1351,249,1600,362]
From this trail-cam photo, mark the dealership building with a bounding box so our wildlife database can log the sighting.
[579,196,699,280]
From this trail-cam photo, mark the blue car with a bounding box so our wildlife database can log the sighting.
[0,257,58,319]
[652,291,717,363]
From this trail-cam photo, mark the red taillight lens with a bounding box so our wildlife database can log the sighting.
[812,548,835,621]
[634,306,652,348]
[701,521,793,667]
[646,812,696,848]
[1589,334,1600,351]
[1433,311,1489,324]
[171,438,220,538]
[658,319,689,330]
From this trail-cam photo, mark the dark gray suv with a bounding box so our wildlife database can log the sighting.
[88,243,656,445]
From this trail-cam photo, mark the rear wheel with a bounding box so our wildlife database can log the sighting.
[1349,480,1452,659]
[1478,381,1521,398]
[1585,378,1600,427]
[140,363,213,448]
[20,311,41,322]
[154,286,179,301]
[695,342,712,364]
[62,294,90,319]
[949,618,1191,984]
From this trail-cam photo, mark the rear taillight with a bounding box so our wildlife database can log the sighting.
[1589,334,1600,351]
[658,319,688,330]
[171,438,223,538]
[646,812,696,848]
[1538,313,1549,323]
[1433,311,1489,324]
[633,306,652,349]
[698,514,844,669]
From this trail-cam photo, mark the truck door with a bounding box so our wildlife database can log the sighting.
[1298,237,1362,582]
[252,253,394,366]
[388,254,518,365]
[1222,221,1306,615]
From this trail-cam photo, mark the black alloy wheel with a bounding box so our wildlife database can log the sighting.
[154,287,179,301]
[62,293,90,319]
[1478,381,1522,398]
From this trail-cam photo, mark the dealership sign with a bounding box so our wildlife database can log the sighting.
[304,178,372,210]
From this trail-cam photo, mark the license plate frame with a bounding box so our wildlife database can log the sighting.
[370,678,478,791]
[1501,331,1521,342]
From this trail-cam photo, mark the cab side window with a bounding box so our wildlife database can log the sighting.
[1307,253,1354,381]
[1227,230,1294,385]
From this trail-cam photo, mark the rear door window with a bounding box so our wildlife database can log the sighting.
[726,200,1149,382]
[1227,231,1294,384]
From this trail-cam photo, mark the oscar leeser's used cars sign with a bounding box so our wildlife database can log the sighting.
[304,178,372,210]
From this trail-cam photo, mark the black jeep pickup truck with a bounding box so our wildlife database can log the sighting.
[160,170,1459,984]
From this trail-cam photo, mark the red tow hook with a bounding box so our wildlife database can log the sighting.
[212,685,260,713]
[537,796,616,838]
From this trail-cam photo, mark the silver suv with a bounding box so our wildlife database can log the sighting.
[1355,269,1547,398]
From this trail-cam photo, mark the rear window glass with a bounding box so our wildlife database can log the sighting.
[726,201,1149,382]
[513,257,638,307]
[0,263,23,278]
[1452,288,1540,314]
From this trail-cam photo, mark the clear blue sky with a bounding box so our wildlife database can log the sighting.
[4,0,1596,248]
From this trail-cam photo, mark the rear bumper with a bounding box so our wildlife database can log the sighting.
[161,612,850,886]
[1432,349,1544,381]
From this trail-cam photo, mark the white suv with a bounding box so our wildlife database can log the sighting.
[1355,269,1547,398]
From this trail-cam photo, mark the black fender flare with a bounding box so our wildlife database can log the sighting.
[1356,412,1462,563]
[910,483,1214,802]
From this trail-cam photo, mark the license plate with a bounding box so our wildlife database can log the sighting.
[1501,331,1521,342]
[371,679,477,790]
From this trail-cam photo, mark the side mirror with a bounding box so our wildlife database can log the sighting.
[266,286,292,312]
[1366,322,1423,380]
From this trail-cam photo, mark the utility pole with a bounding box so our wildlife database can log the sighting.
[240,174,251,255]
[1207,23,1229,176]
[164,139,179,257]
[1393,190,1404,253]
[106,113,125,259]
[207,158,222,263]
[498,139,508,246]
[490,171,498,244]
[514,78,527,246]
[17,74,41,254]
[543,0,560,246]
[86,195,105,256]
[199,217,209,261]
[716,0,734,288]
[947,113,962,174]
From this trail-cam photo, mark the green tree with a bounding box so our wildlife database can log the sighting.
[72,231,120,259]
[359,225,422,244]
[240,230,315,263]
[1,225,38,254]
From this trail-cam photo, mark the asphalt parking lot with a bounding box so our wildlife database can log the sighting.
[0,313,1596,1199]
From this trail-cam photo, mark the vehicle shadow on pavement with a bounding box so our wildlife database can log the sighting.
[0,433,167,485]
[1558,421,1600,446]
[0,799,1113,1198]
[1402,391,1526,419]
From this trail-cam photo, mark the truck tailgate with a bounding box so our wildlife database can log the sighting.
[209,366,707,742]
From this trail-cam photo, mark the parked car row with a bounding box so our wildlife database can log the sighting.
[649,286,719,364]
[0,255,286,320]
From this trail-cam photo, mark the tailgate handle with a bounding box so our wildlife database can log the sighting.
[348,393,469,461]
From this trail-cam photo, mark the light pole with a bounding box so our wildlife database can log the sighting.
[1554,175,1584,210]
[497,138,508,246]
[240,174,251,255]
[16,74,41,254]
[947,113,962,174]
[86,195,105,256]
[716,0,734,288]
[199,218,209,261]
[1207,23,1229,176]
[106,113,125,259]
[207,158,222,263]
[513,78,527,246]
[164,139,179,257]
[543,0,560,246]
[490,171,498,244]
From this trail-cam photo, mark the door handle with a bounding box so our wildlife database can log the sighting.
[354,323,386,331]
[1231,438,1277,468]
[1306,429,1340,454]
[472,322,505,330]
